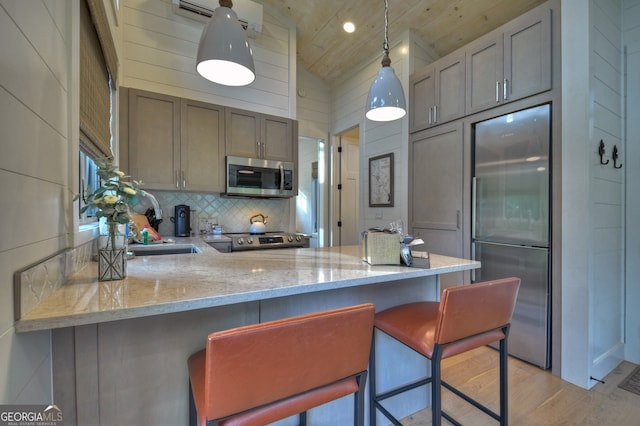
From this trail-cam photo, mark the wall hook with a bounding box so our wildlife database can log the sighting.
[598,140,609,165]
[612,145,623,169]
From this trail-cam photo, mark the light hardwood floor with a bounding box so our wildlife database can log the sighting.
[399,346,640,425]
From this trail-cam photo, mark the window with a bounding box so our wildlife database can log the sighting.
[78,0,118,226]
[79,149,100,224]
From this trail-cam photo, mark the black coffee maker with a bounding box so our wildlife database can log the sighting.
[173,204,191,237]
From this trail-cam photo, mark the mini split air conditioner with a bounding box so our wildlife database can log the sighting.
[172,0,263,35]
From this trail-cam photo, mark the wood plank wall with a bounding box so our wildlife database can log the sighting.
[121,0,295,118]
[0,0,71,404]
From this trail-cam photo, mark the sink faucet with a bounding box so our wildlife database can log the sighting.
[138,189,162,220]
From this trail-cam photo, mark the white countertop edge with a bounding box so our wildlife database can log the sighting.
[15,245,480,333]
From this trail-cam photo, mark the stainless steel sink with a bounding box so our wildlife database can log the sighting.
[129,243,200,256]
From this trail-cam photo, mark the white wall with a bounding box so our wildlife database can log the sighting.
[296,66,330,140]
[561,0,626,389]
[0,0,73,404]
[330,31,424,233]
[623,0,640,364]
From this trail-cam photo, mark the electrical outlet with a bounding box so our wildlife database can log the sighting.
[375,210,383,219]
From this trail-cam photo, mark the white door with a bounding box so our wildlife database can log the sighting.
[334,129,360,246]
[341,138,360,245]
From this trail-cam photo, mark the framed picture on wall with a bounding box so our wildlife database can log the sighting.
[369,153,394,207]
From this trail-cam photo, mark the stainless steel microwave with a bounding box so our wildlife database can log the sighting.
[225,156,295,198]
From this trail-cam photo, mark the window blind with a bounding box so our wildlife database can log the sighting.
[80,0,117,158]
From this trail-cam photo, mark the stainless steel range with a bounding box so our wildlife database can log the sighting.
[225,232,310,251]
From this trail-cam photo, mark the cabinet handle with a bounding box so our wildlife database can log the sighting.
[496,81,501,102]
[456,209,460,229]
[257,141,261,158]
[428,106,433,125]
[433,105,438,123]
[175,170,180,189]
[503,78,508,100]
[182,170,186,189]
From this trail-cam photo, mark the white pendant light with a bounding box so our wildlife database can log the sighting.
[365,0,406,121]
[196,0,256,86]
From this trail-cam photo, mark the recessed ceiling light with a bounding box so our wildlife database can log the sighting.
[343,22,355,33]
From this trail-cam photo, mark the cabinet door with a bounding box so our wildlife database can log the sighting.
[128,89,180,190]
[409,66,436,133]
[465,36,504,115]
[181,99,225,192]
[434,52,466,125]
[410,122,464,289]
[225,107,260,158]
[261,114,293,162]
[504,7,551,102]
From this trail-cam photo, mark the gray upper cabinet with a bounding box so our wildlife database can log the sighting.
[225,107,295,162]
[180,99,225,192]
[410,52,465,133]
[126,89,225,193]
[466,6,551,115]
[127,89,181,191]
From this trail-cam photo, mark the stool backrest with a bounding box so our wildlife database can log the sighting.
[435,277,520,345]
[203,303,375,421]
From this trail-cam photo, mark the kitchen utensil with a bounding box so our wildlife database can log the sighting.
[249,213,268,234]
[144,207,163,232]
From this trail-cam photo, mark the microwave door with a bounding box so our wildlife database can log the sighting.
[231,165,262,189]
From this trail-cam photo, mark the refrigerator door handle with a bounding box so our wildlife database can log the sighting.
[472,177,477,239]
[471,242,477,282]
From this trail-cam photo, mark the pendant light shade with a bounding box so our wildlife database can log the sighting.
[365,0,406,122]
[196,2,255,86]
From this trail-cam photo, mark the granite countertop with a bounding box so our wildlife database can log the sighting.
[15,238,479,332]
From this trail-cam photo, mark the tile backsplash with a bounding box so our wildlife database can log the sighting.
[146,191,292,237]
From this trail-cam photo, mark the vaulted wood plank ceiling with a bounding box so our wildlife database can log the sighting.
[259,0,546,82]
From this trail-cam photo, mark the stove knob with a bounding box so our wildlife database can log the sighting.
[237,238,244,245]
[287,235,293,242]
[295,235,302,242]
[247,237,253,244]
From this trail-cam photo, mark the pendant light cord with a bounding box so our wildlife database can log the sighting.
[381,0,391,67]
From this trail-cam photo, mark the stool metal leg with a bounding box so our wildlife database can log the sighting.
[499,325,510,426]
[431,345,443,426]
[369,330,377,426]
[354,373,366,426]
[188,380,197,426]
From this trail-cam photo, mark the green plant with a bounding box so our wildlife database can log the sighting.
[79,157,140,249]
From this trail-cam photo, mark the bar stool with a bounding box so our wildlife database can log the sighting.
[188,303,375,426]
[369,277,520,426]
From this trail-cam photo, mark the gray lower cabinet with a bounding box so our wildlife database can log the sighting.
[123,88,225,192]
[466,5,551,115]
[410,122,464,288]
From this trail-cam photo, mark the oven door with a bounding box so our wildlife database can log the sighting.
[225,156,294,198]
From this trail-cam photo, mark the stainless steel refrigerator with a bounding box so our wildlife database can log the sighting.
[472,104,551,369]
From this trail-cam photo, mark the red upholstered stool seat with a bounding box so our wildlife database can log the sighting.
[369,277,521,426]
[188,303,375,426]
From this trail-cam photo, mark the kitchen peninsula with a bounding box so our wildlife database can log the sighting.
[16,240,479,425]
